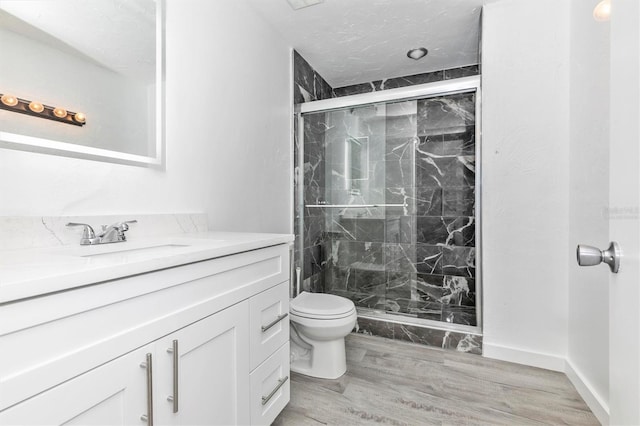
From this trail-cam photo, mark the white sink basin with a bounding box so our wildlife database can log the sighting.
[80,244,191,259]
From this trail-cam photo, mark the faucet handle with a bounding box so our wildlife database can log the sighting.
[66,222,96,238]
[66,222,97,245]
[118,220,137,232]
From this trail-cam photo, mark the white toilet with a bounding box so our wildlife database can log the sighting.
[289,291,357,379]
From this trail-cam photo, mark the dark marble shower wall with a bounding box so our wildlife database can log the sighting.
[294,51,334,291]
[321,93,477,327]
[333,65,479,97]
[294,50,480,348]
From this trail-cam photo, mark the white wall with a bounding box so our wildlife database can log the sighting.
[567,0,610,422]
[0,0,292,234]
[482,0,571,369]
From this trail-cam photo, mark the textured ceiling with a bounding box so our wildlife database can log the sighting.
[246,0,484,87]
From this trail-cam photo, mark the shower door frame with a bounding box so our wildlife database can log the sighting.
[295,75,483,335]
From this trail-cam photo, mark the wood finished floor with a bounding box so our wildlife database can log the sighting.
[273,334,599,426]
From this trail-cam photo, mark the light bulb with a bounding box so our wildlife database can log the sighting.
[1,94,19,107]
[74,112,86,123]
[53,107,67,118]
[29,101,44,113]
[593,0,611,21]
[406,47,429,60]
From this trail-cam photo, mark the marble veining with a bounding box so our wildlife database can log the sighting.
[0,213,209,251]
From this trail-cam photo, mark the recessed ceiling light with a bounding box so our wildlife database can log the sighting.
[407,47,429,60]
[286,0,324,11]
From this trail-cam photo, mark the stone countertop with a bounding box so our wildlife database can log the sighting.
[0,232,293,304]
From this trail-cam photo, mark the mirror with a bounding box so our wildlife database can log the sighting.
[0,0,164,166]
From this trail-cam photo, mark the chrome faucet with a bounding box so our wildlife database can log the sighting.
[67,220,137,245]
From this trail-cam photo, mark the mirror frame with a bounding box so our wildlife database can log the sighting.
[0,0,165,167]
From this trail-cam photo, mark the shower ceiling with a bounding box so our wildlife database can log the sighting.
[246,0,484,87]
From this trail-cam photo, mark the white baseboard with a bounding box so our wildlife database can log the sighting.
[483,343,609,425]
[483,342,566,371]
[565,359,609,425]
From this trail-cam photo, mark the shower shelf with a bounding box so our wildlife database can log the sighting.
[305,203,407,208]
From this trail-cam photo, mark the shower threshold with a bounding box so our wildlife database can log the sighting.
[356,307,482,336]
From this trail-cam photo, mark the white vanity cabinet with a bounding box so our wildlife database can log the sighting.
[0,242,291,426]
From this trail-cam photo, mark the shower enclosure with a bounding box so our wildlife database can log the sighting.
[294,76,481,336]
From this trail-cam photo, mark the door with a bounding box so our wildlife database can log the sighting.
[155,301,250,426]
[0,345,150,426]
[609,0,640,423]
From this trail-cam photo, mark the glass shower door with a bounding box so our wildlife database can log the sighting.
[297,89,478,328]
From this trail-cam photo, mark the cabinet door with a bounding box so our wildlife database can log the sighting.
[0,345,152,426]
[155,301,250,426]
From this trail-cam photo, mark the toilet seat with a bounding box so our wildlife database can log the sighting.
[290,292,355,319]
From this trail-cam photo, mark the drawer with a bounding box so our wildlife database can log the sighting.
[249,281,290,370]
[250,342,290,426]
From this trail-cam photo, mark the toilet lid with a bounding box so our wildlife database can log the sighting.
[290,292,355,317]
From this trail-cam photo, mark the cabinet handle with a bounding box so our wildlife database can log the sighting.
[261,376,289,406]
[262,313,288,332]
[139,353,154,425]
[166,340,179,413]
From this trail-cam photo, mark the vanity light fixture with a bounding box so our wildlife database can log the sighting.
[593,0,611,21]
[0,92,86,127]
[407,47,429,60]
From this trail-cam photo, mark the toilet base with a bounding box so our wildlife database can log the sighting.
[290,334,347,379]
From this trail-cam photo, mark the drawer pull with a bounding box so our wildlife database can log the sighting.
[166,340,179,413]
[261,313,288,332]
[261,376,289,406]
[139,353,154,425]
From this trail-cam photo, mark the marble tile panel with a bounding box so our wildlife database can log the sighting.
[417,93,476,136]
[384,243,416,272]
[293,50,334,104]
[416,244,443,275]
[385,187,416,216]
[385,271,413,301]
[385,101,417,139]
[303,243,324,279]
[331,66,478,99]
[325,265,355,292]
[442,186,475,216]
[442,305,477,326]
[415,186,443,216]
[443,64,480,80]
[441,246,476,278]
[303,182,325,206]
[444,275,476,307]
[385,137,418,162]
[415,274,448,302]
[354,218,386,242]
[415,217,449,245]
[329,239,385,269]
[355,316,396,340]
[415,155,475,188]
[333,81,380,97]
[328,217,357,241]
[384,159,414,188]
[354,269,387,294]
[444,216,475,247]
[385,215,413,244]
[303,215,324,247]
[442,126,475,156]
